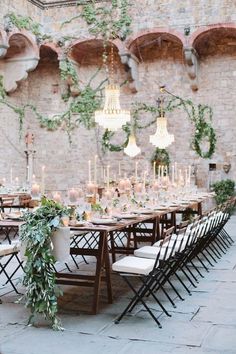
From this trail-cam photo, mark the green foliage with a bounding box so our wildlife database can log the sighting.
[4,13,51,41]
[81,0,132,40]
[101,97,216,159]
[59,59,78,85]
[151,148,170,169]
[211,179,235,205]
[20,197,70,330]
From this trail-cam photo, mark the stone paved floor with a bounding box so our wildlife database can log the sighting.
[0,216,236,354]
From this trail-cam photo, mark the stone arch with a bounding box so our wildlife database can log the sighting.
[127,27,185,58]
[189,23,236,55]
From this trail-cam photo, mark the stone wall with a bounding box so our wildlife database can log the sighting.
[0,0,235,193]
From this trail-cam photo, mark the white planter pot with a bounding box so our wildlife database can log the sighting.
[51,227,71,262]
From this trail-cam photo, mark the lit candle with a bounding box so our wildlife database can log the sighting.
[118,161,121,176]
[161,165,164,178]
[172,165,175,184]
[53,191,61,203]
[87,182,95,194]
[69,188,78,203]
[15,177,19,185]
[31,183,40,197]
[107,165,110,190]
[143,171,147,192]
[185,169,188,185]
[2,177,6,186]
[103,167,106,183]
[153,161,156,181]
[94,155,97,184]
[158,165,161,179]
[188,165,191,184]
[134,182,143,193]
[135,161,138,181]
[88,160,91,183]
[26,165,29,183]
[41,165,45,195]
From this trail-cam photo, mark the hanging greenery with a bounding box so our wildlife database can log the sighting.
[20,197,71,330]
[101,96,216,159]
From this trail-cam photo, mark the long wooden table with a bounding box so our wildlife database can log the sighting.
[56,198,208,314]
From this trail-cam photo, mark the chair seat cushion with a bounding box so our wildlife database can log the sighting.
[112,256,155,275]
[134,246,173,260]
[0,242,20,257]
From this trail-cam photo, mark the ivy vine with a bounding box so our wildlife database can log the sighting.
[101,96,216,159]
[4,13,51,42]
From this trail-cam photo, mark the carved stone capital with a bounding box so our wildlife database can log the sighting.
[0,31,39,93]
[183,47,199,91]
[119,51,140,93]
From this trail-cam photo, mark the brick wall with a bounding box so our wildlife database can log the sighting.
[0,0,235,193]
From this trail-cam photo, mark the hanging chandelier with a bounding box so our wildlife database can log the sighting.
[149,98,174,149]
[94,44,130,131]
[124,133,141,157]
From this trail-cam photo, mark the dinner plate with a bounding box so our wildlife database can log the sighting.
[133,209,154,214]
[91,218,117,225]
[115,213,138,219]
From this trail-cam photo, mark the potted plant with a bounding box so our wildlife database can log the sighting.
[20,197,71,330]
[211,179,235,205]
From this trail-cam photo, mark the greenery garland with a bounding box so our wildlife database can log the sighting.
[20,197,70,330]
[101,97,216,159]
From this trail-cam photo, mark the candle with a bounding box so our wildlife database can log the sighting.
[31,183,40,197]
[87,182,95,194]
[107,165,110,190]
[53,191,61,203]
[161,165,164,178]
[153,161,156,181]
[135,161,138,181]
[118,179,126,191]
[185,169,188,185]
[143,171,147,192]
[15,177,19,185]
[2,177,6,186]
[188,165,191,184]
[172,165,175,184]
[41,165,45,195]
[158,165,161,179]
[26,165,29,183]
[69,188,78,203]
[134,182,143,193]
[94,155,97,184]
[118,161,121,176]
[103,167,106,183]
[88,160,91,183]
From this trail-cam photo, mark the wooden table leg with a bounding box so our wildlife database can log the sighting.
[92,231,112,314]
[103,232,113,304]
[198,202,202,217]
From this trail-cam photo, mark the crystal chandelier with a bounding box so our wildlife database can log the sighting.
[124,133,141,157]
[150,98,174,149]
[94,44,130,131]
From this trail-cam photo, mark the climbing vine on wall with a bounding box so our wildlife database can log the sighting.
[62,0,132,41]
[101,95,216,159]
[4,13,51,42]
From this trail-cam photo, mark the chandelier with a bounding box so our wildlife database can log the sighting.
[94,44,130,131]
[124,133,141,157]
[149,98,174,148]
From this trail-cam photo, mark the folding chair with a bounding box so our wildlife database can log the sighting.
[0,242,23,295]
[112,227,176,327]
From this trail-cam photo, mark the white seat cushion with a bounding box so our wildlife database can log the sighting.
[112,256,155,275]
[0,242,20,257]
[134,246,173,260]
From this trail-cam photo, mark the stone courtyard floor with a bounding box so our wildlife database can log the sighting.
[1,216,236,354]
